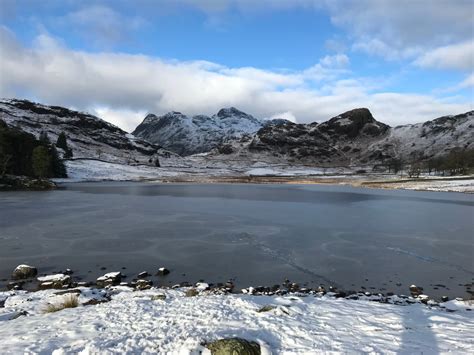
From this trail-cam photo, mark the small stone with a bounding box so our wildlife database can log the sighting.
[156,267,170,276]
[12,264,38,280]
[96,272,122,288]
[151,294,166,301]
[134,279,153,290]
[257,305,276,313]
[441,296,449,302]
[409,284,423,295]
[138,271,149,278]
[64,268,73,275]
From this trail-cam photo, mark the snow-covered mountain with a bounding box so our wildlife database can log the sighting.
[0,99,171,165]
[132,107,271,156]
[204,108,474,166]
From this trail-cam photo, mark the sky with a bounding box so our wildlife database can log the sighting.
[0,0,472,131]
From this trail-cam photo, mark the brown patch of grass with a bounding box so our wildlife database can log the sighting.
[43,294,79,313]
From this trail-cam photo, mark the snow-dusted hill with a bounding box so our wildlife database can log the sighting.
[132,107,273,156]
[203,108,474,167]
[0,99,179,165]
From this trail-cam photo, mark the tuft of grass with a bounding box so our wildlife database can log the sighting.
[43,294,79,313]
[185,288,199,297]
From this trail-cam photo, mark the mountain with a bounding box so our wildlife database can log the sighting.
[132,107,270,156]
[0,99,166,165]
[205,108,474,167]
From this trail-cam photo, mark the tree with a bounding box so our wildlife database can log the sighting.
[39,131,50,144]
[388,158,403,174]
[50,145,67,178]
[56,132,73,158]
[32,146,51,178]
[0,147,12,176]
[408,162,421,178]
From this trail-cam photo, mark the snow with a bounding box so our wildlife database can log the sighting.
[97,272,121,281]
[37,274,69,283]
[371,178,474,193]
[13,264,34,271]
[0,287,472,353]
[59,160,179,182]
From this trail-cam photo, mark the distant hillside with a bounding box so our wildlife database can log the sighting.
[0,99,165,165]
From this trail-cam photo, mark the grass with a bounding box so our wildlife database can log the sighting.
[43,294,79,313]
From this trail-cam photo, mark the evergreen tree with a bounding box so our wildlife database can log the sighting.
[56,131,73,158]
[56,132,67,150]
[32,146,51,178]
[50,145,67,178]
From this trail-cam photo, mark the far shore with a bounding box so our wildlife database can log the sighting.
[148,174,474,194]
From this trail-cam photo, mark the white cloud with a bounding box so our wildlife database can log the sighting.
[415,41,474,71]
[269,111,297,123]
[93,107,148,132]
[0,27,471,131]
[59,5,147,46]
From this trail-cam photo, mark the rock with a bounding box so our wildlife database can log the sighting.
[206,338,260,355]
[54,289,81,296]
[409,284,423,295]
[317,285,326,293]
[134,279,153,290]
[12,264,37,280]
[196,282,210,291]
[77,281,92,287]
[257,305,276,313]
[83,298,111,306]
[156,267,170,276]
[37,274,71,289]
[417,294,430,304]
[7,281,24,290]
[442,296,449,302]
[64,268,73,275]
[138,271,149,278]
[151,294,166,301]
[96,272,122,288]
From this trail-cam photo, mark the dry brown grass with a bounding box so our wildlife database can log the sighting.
[43,294,79,313]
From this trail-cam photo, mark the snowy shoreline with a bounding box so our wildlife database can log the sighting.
[53,159,474,194]
[1,284,473,353]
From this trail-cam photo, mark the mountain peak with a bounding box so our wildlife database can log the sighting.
[216,107,251,119]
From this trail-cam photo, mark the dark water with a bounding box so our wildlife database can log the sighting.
[0,182,473,299]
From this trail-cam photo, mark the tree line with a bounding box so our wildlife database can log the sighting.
[386,148,474,177]
[0,119,70,179]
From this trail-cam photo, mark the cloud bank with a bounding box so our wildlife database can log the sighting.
[0,26,471,132]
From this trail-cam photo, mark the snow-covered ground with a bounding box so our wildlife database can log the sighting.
[57,159,474,193]
[364,177,474,193]
[58,160,180,182]
[0,286,472,354]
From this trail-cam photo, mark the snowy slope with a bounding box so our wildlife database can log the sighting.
[0,99,174,165]
[0,286,472,353]
[369,111,474,161]
[204,109,474,167]
[133,107,271,156]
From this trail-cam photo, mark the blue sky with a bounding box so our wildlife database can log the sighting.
[0,0,472,130]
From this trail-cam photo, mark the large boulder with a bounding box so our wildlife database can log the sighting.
[12,264,38,280]
[206,338,261,355]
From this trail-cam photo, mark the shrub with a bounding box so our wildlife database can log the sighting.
[43,295,79,313]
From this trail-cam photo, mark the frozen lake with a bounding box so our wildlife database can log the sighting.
[0,182,473,298]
